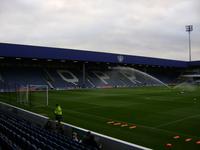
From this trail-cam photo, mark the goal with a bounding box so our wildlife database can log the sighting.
[17,85,29,105]
[17,84,48,107]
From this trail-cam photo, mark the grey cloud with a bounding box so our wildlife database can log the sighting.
[0,0,199,60]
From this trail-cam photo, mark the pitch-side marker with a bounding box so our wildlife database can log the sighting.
[121,123,128,127]
[185,138,192,142]
[107,121,115,124]
[173,135,180,139]
[196,140,200,144]
[165,143,172,148]
[129,125,137,129]
[113,122,121,126]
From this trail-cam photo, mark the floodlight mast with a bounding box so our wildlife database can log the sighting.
[185,25,193,62]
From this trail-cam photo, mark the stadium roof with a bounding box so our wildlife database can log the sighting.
[188,61,200,67]
[0,43,188,68]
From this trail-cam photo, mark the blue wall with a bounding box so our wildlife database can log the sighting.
[0,43,188,68]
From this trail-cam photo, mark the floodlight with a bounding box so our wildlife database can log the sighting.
[185,25,193,61]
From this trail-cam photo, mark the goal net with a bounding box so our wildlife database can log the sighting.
[16,85,29,105]
[17,84,48,107]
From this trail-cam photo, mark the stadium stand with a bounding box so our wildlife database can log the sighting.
[0,110,98,150]
[2,43,200,150]
[1,67,46,87]
[0,66,171,90]
[0,43,190,90]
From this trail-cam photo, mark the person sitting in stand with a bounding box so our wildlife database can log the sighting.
[82,131,101,149]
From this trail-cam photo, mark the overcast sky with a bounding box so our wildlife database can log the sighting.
[0,0,199,61]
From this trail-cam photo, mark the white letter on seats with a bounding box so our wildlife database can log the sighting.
[93,71,110,85]
[57,70,79,85]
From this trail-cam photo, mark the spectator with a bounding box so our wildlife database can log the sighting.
[44,119,57,132]
[56,122,64,134]
[82,131,100,149]
[44,119,52,131]
[72,132,80,142]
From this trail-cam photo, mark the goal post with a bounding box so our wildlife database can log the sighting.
[16,85,29,105]
[17,84,49,107]
[29,84,49,107]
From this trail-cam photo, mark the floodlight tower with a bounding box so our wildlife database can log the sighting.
[185,25,193,61]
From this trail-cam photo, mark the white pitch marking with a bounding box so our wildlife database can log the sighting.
[155,114,200,128]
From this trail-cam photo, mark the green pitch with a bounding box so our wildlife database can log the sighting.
[1,86,200,150]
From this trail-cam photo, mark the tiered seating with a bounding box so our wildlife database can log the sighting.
[70,70,94,88]
[87,71,108,88]
[2,68,46,87]
[106,71,126,87]
[0,66,171,90]
[149,72,179,84]
[46,69,79,89]
[0,112,97,150]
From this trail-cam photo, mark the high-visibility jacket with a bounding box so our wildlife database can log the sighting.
[54,106,62,115]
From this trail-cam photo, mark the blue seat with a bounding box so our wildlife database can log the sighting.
[30,144,37,150]
[0,112,98,150]
[45,144,54,150]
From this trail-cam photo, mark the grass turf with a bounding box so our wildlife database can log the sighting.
[1,86,200,150]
